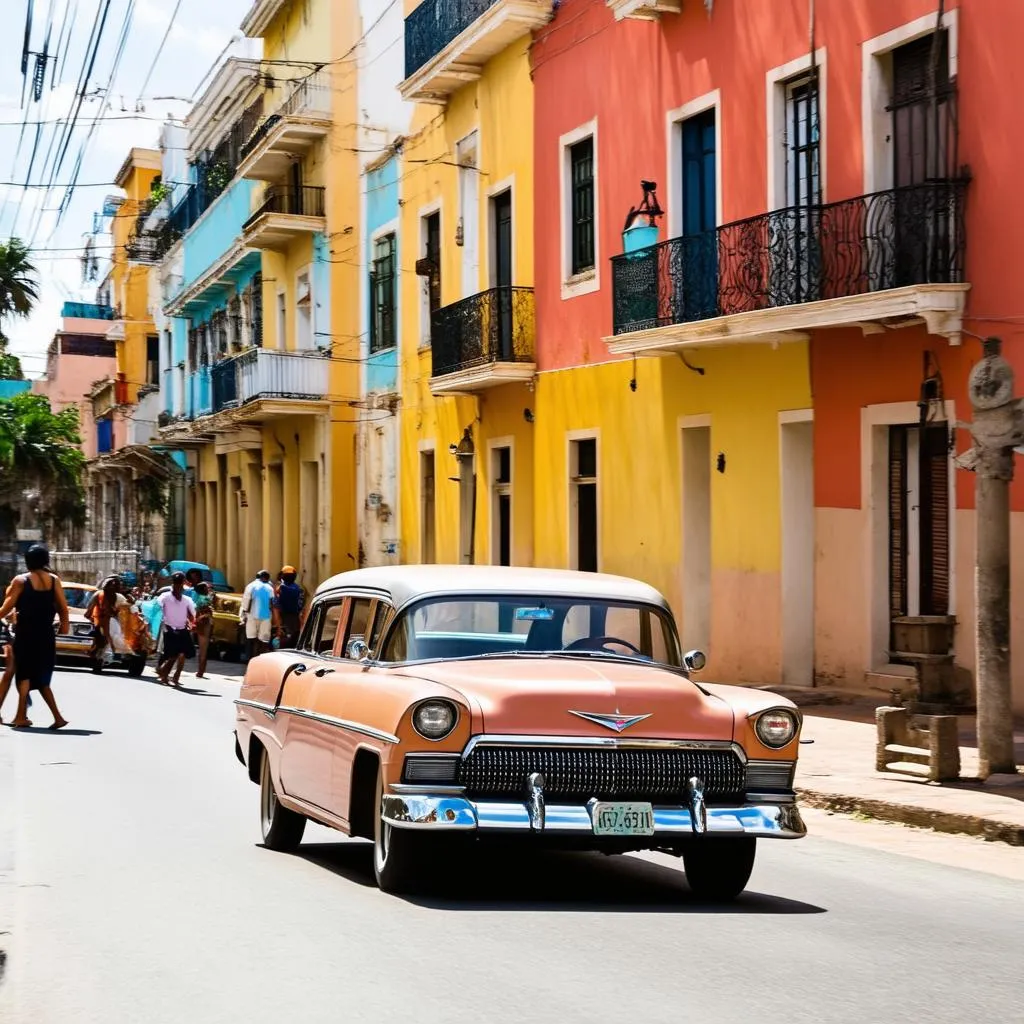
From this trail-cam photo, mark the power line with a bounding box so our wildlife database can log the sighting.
[134,0,184,108]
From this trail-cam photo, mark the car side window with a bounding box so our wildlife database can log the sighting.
[368,601,391,654]
[298,603,322,653]
[341,597,374,658]
[317,602,345,656]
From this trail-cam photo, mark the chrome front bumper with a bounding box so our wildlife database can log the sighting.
[381,793,806,839]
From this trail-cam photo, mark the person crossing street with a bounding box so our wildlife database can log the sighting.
[240,570,275,660]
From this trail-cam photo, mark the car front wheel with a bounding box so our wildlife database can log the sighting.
[372,770,430,894]
[126,656,146,677]
[259,748,305,852]
[681,837,756,902]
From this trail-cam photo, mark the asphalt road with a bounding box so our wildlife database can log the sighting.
[1,666,1022,1024]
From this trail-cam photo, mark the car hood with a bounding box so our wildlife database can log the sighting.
[395,657,735,740]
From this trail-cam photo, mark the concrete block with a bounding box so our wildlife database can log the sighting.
[876,707,961,781]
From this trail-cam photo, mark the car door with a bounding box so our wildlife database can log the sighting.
[278,595,344,812]
[326,595,389,822]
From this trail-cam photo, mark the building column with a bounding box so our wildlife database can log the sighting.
[245,455,264,584]
[204,481,217,568]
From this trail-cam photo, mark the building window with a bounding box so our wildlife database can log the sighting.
[146,334,160,385]
[491,444,511,567]
[891,30,952,187]
[418,211,441,346]
[296,269,313,350]
[370,232,396,353]
[97,417,113,454]
[786,76,820,207]
[569,137,595,276]
[250,274,263,346]
[277,292,287,349]
[569,436,598,572]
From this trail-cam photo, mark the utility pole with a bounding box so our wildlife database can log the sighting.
[957,337,1020,777]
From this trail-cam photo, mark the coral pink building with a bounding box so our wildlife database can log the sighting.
[33,303,119,459]
[531,0,1024,710]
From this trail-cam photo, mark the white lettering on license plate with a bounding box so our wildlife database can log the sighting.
[591,801,655,836]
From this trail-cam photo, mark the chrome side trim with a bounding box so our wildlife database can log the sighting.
[235,698,276,719]
[381,794,806,839]
[461,733,747,763]
[277,704,399,745]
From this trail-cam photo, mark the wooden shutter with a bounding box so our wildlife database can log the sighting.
[888,426,908,623]
[920,423,950,615]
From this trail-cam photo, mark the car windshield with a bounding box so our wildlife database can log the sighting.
[63,588,95,610]
[381,596,681,667]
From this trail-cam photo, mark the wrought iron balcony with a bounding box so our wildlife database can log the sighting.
[430,286,536,392]
[402,0,553,102]
[610,180,968,345]
[125,232,163,264]
[242,185,326,250]
[239,71,331,180]
[204,347,328,418]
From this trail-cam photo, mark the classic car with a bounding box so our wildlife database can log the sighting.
[56,582,151,677]
[234,565,806,901]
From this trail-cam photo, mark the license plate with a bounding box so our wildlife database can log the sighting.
[590,801,655,836]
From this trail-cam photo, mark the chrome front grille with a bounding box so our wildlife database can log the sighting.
[457,745,747,803]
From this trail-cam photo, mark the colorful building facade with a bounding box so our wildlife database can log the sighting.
[528,0,1024,711]
[395,0,549,569]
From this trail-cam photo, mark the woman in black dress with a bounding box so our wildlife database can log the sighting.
[0,544,70,729]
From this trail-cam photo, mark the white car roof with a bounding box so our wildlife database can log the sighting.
[315,564,672,613]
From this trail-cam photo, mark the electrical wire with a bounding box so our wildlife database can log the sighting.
[134,0,184,109]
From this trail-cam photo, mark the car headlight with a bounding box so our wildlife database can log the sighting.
[754,708,798,748]
[412,700,458,740]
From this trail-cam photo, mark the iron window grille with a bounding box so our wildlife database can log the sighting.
[370,233,397,353]
[570,136,595,276]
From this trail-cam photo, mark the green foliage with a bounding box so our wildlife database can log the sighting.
[150,181,171,204]
[0,392,86,540]
[0,238,39,345]
[0,351,23,379]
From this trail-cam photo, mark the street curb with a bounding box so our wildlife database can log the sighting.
[798,787,1024,847]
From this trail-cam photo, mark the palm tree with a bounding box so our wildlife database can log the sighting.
[0,392,86,546]
[0,238,39,350]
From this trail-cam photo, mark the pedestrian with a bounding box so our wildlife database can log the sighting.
[156,571,196,687]
[193,581,214,678]
[0,544,70,730]
[86,575,129,667]
[274,565,304,649]
[241,569,274,660]
[0,586,15,723]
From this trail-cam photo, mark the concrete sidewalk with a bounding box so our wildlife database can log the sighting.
[795,699,1024,847]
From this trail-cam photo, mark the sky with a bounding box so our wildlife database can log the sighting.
[0,0,254,377]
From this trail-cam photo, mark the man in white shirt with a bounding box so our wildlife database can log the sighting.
[241,569,275,661]
[157,572,196,687]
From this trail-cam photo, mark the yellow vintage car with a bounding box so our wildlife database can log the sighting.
[57,582,152,677]
[211,590,246,660]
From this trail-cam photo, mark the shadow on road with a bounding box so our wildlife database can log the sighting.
[5,726,102,736]
[288,841,827,915]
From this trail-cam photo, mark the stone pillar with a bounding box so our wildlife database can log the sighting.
[963,338,1019,776]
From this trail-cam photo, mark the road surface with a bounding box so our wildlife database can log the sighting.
[1,665,1022,1024]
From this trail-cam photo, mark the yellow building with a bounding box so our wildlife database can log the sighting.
[108,148,162,405]
[150,1,363,591]
[396,4,549,568]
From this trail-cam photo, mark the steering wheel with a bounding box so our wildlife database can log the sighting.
[564,635,644,656]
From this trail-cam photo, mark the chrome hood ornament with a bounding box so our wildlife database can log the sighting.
[569,710,652,733]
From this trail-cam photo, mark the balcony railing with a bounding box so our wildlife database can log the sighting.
[243,185,326,230]
[405,0,498,79]
[202,347,328,416]
[240,71,331,163]
[431,286,535,378]
[611,180,968,335]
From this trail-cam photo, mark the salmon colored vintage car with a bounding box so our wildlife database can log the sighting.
[234,565,807,900]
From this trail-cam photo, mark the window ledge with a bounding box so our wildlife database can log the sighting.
[561,269,599,301]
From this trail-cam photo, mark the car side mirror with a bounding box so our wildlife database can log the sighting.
[348,638,370,662]
[683,649,706,673]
